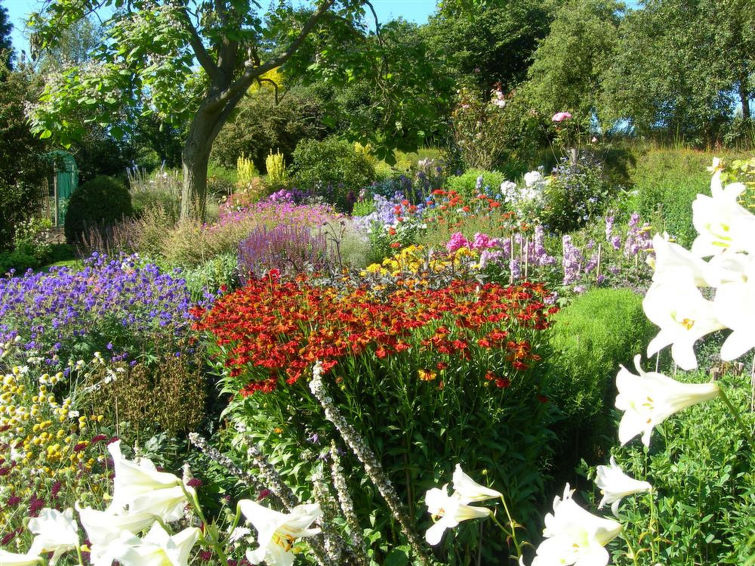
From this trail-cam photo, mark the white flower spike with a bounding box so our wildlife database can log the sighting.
[615,355,719,447]
[531,484,621,566]
[238,500,322,566]
[595,457,652,516]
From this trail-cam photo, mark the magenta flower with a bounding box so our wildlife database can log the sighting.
[552,112,572,123]
[446,232,470,254]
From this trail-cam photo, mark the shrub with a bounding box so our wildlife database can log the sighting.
[292,137,376,211]
[546,288,657,468]
[64,175,133,244]
[445,168,506,198]
[539,154,614,234]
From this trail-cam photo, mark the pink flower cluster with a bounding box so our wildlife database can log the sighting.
[552,111,572,123]
[446,232,502,254]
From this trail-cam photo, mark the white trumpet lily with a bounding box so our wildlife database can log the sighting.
[27,508,79,565]
[531,484,621,566]
[595,457,652,516]
[107,440,194,521]
[238,500,322,566]
[615,356,719,447]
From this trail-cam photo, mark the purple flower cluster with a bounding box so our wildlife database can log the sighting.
[623,213,653,257]
[561,235,584,285]
[237,224,330,282]
[0,253,196,368]
[213,199,337,232]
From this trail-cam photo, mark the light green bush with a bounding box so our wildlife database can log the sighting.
[546,288,657,466]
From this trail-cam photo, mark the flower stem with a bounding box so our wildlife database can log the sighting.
[184,484,229,565]
[718,385,753,443]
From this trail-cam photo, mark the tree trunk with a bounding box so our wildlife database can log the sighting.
[739,71,751,121]
[180,107,223,221]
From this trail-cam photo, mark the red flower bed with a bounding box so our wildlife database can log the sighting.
[192,272,557,395]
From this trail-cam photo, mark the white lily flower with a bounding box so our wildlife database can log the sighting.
[595,457,652,516]
[107,523,200,566]
[107,440,194,521]
[451,464,502,502]
[650,234,711,286]
[0,550,43,565]
[424,486,493,546]
[77,504,156,565]
[239,500,322,566]
[713,258,755,361]
[531,484,621,566]
[643,270,724,370]
[691,173,755,257]
[615,355,719,447]
[27,508,79,565]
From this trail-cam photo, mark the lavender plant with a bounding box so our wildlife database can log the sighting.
[237,223,331,282]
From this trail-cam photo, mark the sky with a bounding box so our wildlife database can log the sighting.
[3,0,441,58]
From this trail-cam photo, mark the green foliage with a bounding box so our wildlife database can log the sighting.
[292,137,376,211]
[180,253,239,301]
[546,288,657,467]
[423,0,552,92]
[64,175,134,244]
[607,372,754,565]
[0,0,12,69]
[524,0,623,126]
[601,0,754,145]
[211,87,328,172]
[540,153,614,234]
[446,168,506,198]
[624,149,715,247]
[0,64,47,250]
[298,19,454,159]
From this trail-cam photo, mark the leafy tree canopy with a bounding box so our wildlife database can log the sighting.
[600,0,753,144]
[0,0,13,70]
[523,0,624,126]
[423,0,553,94]
[28,0,371,219]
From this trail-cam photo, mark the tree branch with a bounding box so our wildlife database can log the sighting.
[170,0,219,81]
[220,0,336,107]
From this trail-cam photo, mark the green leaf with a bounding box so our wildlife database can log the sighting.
[383,547,409,566]
[39,129,52,139]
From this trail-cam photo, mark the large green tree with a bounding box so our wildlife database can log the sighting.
[0,0,13,69]
[422,0,552,94]
[30,0,369,220]
[0,64,47,249]
[601,0,753,143]
[523,0,624,125]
